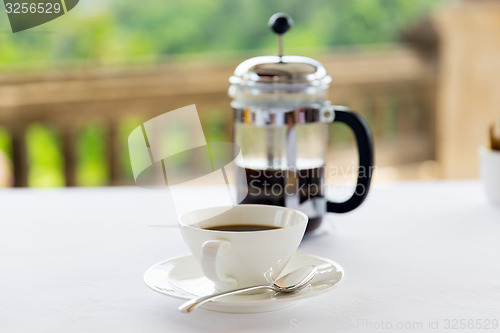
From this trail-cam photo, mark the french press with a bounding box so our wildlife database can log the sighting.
[229,13,374,232]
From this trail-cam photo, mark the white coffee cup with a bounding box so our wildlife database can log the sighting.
[479,146,500,205]
[179,205,308,291]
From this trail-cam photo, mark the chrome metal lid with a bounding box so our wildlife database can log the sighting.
[229,55,332,89]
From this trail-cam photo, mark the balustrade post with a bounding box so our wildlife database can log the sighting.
[108,121,120,185]
[11,126,28,187]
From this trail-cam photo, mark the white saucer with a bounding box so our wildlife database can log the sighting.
[143,252,344,313]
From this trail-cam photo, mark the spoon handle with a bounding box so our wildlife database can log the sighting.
[179,285,272,313]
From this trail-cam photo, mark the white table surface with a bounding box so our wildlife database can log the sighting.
[1,181,499,333]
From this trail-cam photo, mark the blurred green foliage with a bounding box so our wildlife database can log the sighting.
[76,124,109,186]
[26,124,65,187]
[0,0,444,67]
[0,127,12,157]
[119,116,144,180]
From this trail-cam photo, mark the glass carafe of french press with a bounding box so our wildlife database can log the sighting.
[230,13,374,232]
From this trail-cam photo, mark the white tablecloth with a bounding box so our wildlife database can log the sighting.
[1,181,499,332]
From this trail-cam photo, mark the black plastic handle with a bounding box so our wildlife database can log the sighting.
[327,106,374,213]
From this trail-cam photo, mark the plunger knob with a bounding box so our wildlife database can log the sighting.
[268,13,293,35]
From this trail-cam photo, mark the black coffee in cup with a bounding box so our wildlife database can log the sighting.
[203,224,281,232]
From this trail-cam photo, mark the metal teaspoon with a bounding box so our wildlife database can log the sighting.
[178,265,317,313]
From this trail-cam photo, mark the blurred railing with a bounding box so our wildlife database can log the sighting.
[0,46,436,187]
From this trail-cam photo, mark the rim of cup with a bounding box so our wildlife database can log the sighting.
[178,204,309,233]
